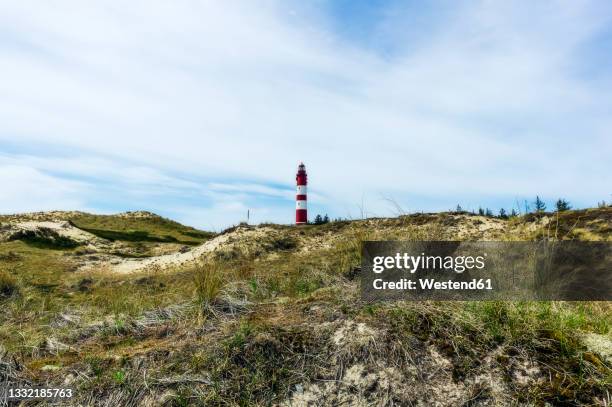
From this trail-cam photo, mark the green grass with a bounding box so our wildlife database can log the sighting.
[0,240,200,353]
[69,213,214,244]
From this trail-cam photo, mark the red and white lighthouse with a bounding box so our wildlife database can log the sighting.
[296,162,307,224]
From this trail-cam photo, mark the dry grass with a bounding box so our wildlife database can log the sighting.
[193,260,225,306]
[336,227,372,275]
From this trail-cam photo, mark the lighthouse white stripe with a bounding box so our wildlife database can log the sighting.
[296,200,307,209]
[296,185,307,194]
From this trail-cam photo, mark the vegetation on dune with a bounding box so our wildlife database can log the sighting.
[68,212,214,245]
[0,207,610,405]
[75,226,188,244]
[193,261,225,307]
[8,228,80,249]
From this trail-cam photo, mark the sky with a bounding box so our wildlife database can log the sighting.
[1,0,611,230]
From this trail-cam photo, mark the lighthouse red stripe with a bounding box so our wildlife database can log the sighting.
[296,209,307,223]
[296,194,307,200]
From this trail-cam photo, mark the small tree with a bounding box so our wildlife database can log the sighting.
[456,205,463,213]
[323,214,330,224]
[555,199,571,212]
[534,196,546,213]
[510,208,518,217]
[313,214,323,225]
[499,208,508,219]
[485,208,493,217]
[478,207,485,216]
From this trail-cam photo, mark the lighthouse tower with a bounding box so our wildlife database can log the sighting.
[296,162,307,224]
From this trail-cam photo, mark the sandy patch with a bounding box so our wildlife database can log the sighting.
[0,220,103,244]
[332,321,377,347]
[98,226,281,273]
[582,333,612,364]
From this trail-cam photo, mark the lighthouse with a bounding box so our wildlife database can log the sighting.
[296,162,307,224]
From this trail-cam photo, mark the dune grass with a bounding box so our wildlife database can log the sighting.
[69,213,214,244]
[193,261,225,306]
[0,209,610,405]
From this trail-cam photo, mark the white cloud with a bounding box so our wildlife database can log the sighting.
[0,165,87,213]
[0,0,610,226]
[208,183,292,199]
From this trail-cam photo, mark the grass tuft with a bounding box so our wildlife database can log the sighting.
[193,261,225,306]
[0,269,19,298]
[335,227,372,275]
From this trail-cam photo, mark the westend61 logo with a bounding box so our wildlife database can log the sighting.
[361,241,612,301]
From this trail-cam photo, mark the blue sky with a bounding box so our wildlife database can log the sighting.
[1,1,611,230]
